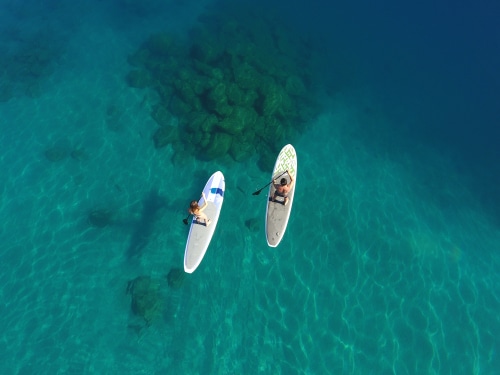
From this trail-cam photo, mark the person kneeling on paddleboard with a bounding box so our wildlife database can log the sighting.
[272,171,294,205]
[188,192,211,226]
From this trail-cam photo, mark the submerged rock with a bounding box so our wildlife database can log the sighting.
[245,217,260,232]
[88,209,113,228]
[126,276,163,325]
[166,268,186,289]
[125,1,322,168]
[44,147,68,162]
[70,147,87,161]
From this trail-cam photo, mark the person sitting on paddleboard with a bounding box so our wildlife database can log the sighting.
[272,171,294,205]
[188,192,211,226]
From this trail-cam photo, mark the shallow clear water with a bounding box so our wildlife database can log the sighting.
[0,1,498,374]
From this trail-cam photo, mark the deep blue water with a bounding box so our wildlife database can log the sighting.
[0,1,498,374]
[273,0,500,218]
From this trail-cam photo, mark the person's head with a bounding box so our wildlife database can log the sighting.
[190,200,199,210]
[280,178,287,186]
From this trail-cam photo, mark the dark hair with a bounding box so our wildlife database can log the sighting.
[189,201,199,213]
[280,178,287,186]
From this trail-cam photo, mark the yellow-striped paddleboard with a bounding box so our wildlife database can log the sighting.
[265,144,297,247]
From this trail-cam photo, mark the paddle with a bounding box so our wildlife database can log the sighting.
[252,171,288,196]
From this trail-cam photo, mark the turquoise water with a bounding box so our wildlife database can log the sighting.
[1,1,499,374]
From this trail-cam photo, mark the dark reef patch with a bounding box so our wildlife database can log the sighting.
[126,275,163,326]
[87,208,114,228]
[166,267,186,289]
[126,0,323,170]
[44,146,69,162]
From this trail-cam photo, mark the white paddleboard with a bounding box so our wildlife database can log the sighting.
[184,171,225,273]
[265,144,297,247]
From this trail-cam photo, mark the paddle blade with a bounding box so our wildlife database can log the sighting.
[252,190,261,196]
[183,219,188,225]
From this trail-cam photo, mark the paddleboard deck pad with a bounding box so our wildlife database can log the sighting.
[265,144,297,247]
[184,171,225,273]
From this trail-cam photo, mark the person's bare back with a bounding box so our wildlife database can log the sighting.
[188,192,211,226]
[272,171,294,205]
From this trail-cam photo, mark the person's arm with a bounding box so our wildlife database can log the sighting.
[273,171,287,185]
[198,192,208,212]
[287,171,294,188]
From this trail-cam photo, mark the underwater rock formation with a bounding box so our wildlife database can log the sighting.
[87,209,114,228]
[126,275,163,325]
[0,29,64,101]
[44,146,68,162]
[126,1,320,169]
[45,145,88,162]
[152,124,178,149]
[70,147,87,161]
[166,267,186,289]
[245,217,260,232]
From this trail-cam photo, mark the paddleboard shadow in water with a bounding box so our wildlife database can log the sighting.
[126,189,167,259]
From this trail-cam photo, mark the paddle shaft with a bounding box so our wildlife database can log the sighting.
[252,171,287,196]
